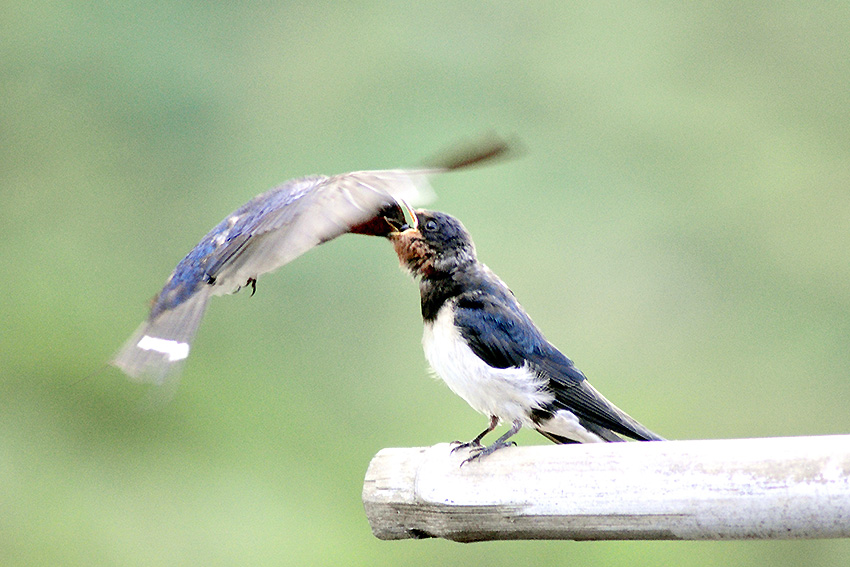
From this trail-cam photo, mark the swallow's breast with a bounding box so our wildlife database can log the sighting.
[421,300,553,425]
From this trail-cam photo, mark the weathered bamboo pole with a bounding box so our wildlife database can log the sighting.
[363,435,850,542]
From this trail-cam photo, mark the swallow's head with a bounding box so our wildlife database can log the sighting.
[388,209,476,278]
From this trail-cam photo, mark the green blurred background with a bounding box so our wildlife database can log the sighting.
[4,2,850,565]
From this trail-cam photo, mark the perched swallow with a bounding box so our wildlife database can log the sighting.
[111,140,508,383]
[385,209,664,462]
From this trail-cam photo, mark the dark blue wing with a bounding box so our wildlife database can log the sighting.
[453,285,585,384]
[453,279,662,441]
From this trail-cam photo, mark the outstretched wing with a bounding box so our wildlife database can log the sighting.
[112,168,436,383]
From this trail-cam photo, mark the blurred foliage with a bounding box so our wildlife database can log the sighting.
[3,2,850,565]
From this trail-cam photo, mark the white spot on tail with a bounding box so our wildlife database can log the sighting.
[137,335,190,362]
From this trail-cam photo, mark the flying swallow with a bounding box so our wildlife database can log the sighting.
[111,140,508,383]
[384,209,664,462]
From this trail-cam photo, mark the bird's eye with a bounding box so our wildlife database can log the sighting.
[424,220,438,232]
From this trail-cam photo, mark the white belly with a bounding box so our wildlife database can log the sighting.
[422,303,553,425]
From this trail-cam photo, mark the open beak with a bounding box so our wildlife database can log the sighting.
[349,201,418,237]
[384,200,418,233]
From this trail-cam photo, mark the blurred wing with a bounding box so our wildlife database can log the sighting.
[202,169,436,294]
[112,168,436,383]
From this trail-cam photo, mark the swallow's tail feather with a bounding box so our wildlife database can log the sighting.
[111,287,213,384]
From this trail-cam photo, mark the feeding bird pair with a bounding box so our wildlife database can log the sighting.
[112,142,663,462]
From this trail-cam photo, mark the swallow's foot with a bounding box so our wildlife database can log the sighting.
[461,440,517,466]
[450,439,482,453]
[458,418,523,466]
[449,415,500,455]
